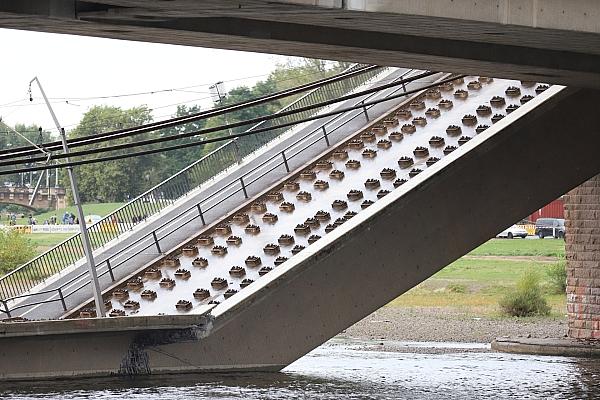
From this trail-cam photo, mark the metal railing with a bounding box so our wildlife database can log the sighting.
[1,67,423,318]
[0,64,385,301]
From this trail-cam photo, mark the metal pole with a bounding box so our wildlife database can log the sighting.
[29,77,105,317]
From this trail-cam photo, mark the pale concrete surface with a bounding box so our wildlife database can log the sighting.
[0,1,600,87]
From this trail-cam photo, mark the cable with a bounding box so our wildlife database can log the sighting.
[1,71,437,167]
[0,74,462,176]
[0,65,377,160]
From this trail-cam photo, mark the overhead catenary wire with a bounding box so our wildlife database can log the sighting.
[0,70,438,168]
[0,73,464,177]
[0,65,377,160]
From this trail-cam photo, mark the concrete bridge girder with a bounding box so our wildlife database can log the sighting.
[0,1,600,87]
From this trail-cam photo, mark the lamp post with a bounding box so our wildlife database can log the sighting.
[209,81,241,162]
[29,77,105,317]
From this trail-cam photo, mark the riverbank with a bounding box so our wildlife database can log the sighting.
[340,306,567,346]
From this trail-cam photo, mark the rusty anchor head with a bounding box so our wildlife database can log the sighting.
[426,157,440,167]
[124,300,140,310]
[476,105,492,116]
[389,131,404,141]
[176,300,193,311]
[141,290,157,301]
[245,224,261,234]
[325,224,336,233]
[446,125,462,136]
[535,84,549,94]
[175,268,191,279]
[182,246,199,257]
[266,191,284,202]
[263,243,281,255]
[425,108,441,118]
[401,124,416,134]
[410,100,426,110]
[344,211,358,220]
[347,189,364,201]
[412,117,427,127]
[211,245,228,256]
[426,89,442,99]
[520,95,534,104]
[284,180,300,191]
[413,146,429,158]
[315,210,331,221]
[409,168,423,178]
[304,217,320,228]
[467,80,482,90]
[505,86,521,97]
[245,255,262,267]
[377,139,392,149]
[429,136,445,147]
[215,224,232,236]
[461,114,477,126]
[279,201,296,212]
[278,234,295,246]
[232,213,250,224]
[229,266,246,277]
[395,109,412,119]
[192,257,209,268]
[393,178,407,188]
[211,277,228,289]
[226,235,243,246]
[79,308,96,318]
[258,266,273,276]
[398,156,414,169]
[478,76,493,83]
[453,77,465,84]
[262,213,279,223]
[294,223,311,235]
[126,277,144,290]
[382,118,399,128]
[145,268,163,279]
[296,191,312,202]
[377,190,391,199]
[291,245,306,255]
[315,159,333,170]
[490,96,506,107]
[308,234,321,244]
[274,256,288,266]
[329,169,345,180]
[347,139,364,149]
[362,149,377,158]
[458,136,472,146]
[333,217,346,227]
[240,279,254,289]
[113,288,129,300]
[208,300,221,305]
[475,125,489,134]
[380,168,397,180]
[491,114,505,124]
[162,257,180,268]
[160,277,176,288]
[361,199,375,209]
[332,199,348,210]
[193,288,210,300]
[438,99,453,110]
[197,235,214,246]
[438,81,454,92]
[443,145,458,155]
[360,130,377,142]
[109,309,126,317]
[345,159,361,169]
[454,89,468,99]
[224,289,238,299]
[506,104,520,114]
[372,124,388,135]
[364,179,381,190]
[300,170,317,180]
[333,150,349,160]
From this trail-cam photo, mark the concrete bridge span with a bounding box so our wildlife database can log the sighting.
[1,78,600,380]
[0,1,599,87]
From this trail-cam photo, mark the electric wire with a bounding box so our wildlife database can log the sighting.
[0,71,437,168]
[0,74,463,177]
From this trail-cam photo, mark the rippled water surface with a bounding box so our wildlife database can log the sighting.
[2,339,599,399]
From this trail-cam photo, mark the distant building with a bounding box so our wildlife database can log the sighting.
[528,197,565,222]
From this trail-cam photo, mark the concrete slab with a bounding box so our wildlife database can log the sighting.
[492,337,600,358]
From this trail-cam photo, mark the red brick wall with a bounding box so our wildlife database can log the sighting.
[565,175,600,339]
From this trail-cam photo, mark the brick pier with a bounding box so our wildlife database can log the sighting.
[565,175,600,339]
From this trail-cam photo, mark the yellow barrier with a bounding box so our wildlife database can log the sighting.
[517,224,536,236]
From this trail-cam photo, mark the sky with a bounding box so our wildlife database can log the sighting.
[0,28,289,135]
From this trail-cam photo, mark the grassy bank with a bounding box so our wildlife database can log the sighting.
[4,203,123,225]
[390,238,566,317]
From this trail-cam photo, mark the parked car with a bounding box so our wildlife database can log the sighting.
[535,218,566,239]
[497,224,528,239]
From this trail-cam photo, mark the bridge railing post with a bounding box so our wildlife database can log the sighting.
[57,288,67,312]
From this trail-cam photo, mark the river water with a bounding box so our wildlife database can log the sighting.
[2,339,599,399]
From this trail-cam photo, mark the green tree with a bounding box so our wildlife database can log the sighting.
[0,230,35,274]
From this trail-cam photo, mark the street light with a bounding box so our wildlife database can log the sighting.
[29,77,105,317]
[209,81,241,163]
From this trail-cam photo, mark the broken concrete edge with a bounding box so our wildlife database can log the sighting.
[0,312,213,338]
[491,337,600,358]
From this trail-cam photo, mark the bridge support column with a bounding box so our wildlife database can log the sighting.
[565,174,600,340]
